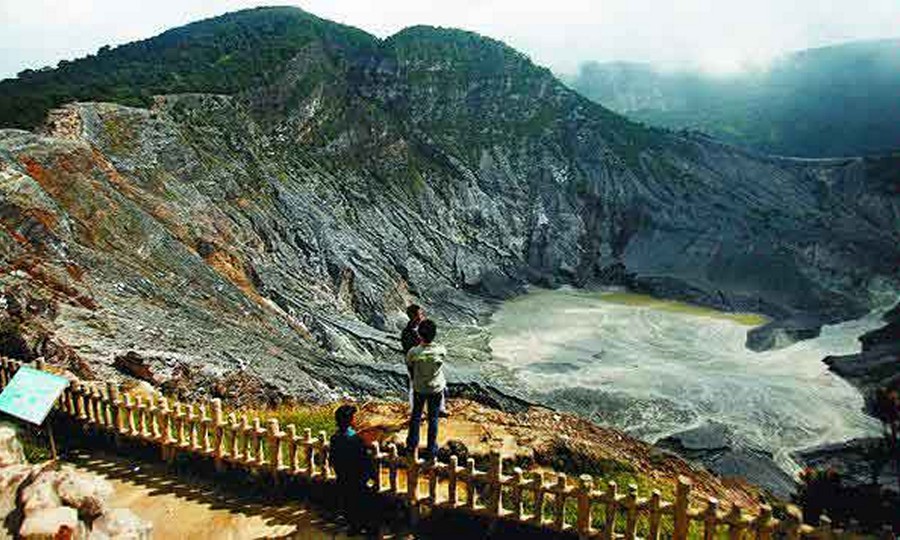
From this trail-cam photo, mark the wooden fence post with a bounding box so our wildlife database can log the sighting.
[172,402,184,454]
[702,497,718,540]
[268,419,282,478]
[511,468,525,521]
[90,388,102,426]
[318,430,329,478]
[75,382,87,421]
[465,458,476,510]
[726,504,746,540]
[158,398,171,461]
[227,413,239,462]
[304,428,315,477]
[447,455,458,507]
[427,457,439,505]
[603,480,618,540]
[753,504,774,540]
[783,504,802,540]
[816,515,834,540]
[673,476,692,540]
[286,424,299,474]
[147,395,159,439]
[199,403,212,454]
[532,472,546,526]
[648,489,662,540]
[211,399,224,469]
[123,394,135,436]
[371,441,383,492]
[553,473,567,530]
[407,446,420,503]
[488,451,503,516]
[388,445,399,494]
[576,474,593,539]
[624,484,639,540]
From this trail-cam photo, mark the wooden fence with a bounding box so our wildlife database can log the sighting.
[2,357,894,540]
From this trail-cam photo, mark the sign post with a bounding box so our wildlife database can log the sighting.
[0,366,70,460]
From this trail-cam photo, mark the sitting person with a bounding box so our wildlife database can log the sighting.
[328,404,376,534]
[405,319,447,457]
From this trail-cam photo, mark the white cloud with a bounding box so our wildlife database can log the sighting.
[1,0,898,79]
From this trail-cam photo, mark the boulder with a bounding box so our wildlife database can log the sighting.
[20,471,63,517]
[745,315,823,352]
[0,464,36,524]
[56,468,113,520]
[112,351,157,384]
[90,508,152,540]
[0,422,26,467]
[19,505,78,539]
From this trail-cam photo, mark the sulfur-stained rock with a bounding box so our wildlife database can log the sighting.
[90,508,152,540]
[19,505,78,539]
[56,469,114,520]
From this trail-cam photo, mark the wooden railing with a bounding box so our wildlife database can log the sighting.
[2,357,894,539]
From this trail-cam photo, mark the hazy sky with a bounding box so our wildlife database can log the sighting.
[2,0,899,80]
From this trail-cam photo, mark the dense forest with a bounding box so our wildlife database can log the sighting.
[0,7,376,129]
[567,40,900,157]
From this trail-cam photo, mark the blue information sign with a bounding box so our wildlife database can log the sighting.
[0,367,70,425]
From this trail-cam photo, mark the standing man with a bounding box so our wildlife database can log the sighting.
[401,304,425,407]
[401,305,448,415]
[405,319,446,457]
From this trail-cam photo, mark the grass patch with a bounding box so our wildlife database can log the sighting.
[240,403,336,436]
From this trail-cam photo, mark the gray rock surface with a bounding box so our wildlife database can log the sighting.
[746,315,824,352]
[824,303,900,400]
[656,422,796,499]
[0,22,897,406]
[794,437,900,491]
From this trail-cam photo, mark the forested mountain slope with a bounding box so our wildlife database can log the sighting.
[567,40,900,157]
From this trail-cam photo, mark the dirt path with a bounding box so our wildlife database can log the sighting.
[65,449,356,540]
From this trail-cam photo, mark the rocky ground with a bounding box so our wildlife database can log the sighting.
[0,423,152,539]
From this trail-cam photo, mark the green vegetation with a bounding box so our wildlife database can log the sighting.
[0,7,377,129]
[568,39,900,157]
[242,402,336,437]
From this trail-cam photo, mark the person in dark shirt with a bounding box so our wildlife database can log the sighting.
[401,305,424,407]
[401,304,425,354]
[328,404,376,534]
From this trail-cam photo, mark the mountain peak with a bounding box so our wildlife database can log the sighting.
[0,6,377,129]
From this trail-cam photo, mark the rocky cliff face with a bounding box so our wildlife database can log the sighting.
[0,10,898,402]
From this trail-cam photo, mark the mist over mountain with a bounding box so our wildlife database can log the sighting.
[0,6,898,404]
[566,39,900,158]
